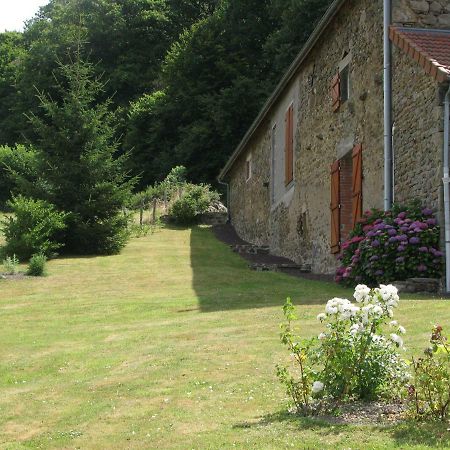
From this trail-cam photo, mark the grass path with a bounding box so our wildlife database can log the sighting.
[1,226,450,449]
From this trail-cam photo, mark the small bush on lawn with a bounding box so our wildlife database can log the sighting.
[27,253,47,276]
[408,325,450,421]
[1,195,68,260]
[336,201,443,286]
[277,284,408,415]
[169,184,220,225]
[2,254,19,275]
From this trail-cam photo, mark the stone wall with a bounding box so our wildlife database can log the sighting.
[392,47,444,212]
[227,0,447,275]
[229,126,271,247]
[393,0,450,27]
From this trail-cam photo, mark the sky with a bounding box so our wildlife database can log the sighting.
[0,0,49,32]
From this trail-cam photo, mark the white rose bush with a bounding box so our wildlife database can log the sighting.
[277,284,409,414]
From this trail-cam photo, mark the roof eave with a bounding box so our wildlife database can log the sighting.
[218,0,348,182]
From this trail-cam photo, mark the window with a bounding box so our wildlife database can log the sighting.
[284,103,294,186]
[331,52,351,111]
[245,154,252,181]
[340,64,350,103]
[271,124,276,203]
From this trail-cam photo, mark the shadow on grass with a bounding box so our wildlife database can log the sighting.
[189,225,352,312]
[233,410,450,448]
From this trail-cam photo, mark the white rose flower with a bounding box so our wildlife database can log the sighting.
[371,334,383,343]
[325,304,338,315]
[378,284,399,303]
[372,305,383,317]
[389,320,398,327]
[398,325,406,334]
[354,284,371,303]
[390,333,404,348]
[312,381,324,394]
[318,333,326,340]
[317,313,327,321]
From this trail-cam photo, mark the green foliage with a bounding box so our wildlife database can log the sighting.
[129,222,161,238]
[25,51,135,255]
[124,0,332,186]
[168,183,219,225]
[336,202,443,286]
[27,253,47,276]
[264,0,333,75]
[277,298,315,414]
[409,325,450,421]
[1,196,67,260]
[0,145,37,209]
[2,254,20,275]
[278,285,409,413]
[164,165,187,185]
[1,0,333,188]
[0,32,26,144]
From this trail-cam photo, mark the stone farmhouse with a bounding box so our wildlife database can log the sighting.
[218,0,450,283]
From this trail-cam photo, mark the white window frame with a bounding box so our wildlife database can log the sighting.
[285,101,295,188]
[271,123,277,204]
[338,52,352,103]
[245,154,252,182]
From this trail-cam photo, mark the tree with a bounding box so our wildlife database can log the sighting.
[264,0,334,76]
[25,49,135,255]
[124,0,333,186]
[0,32,26,144]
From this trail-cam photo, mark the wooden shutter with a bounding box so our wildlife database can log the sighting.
[352,144,363,227]
[330,160,341,254]
[331,73,341,112]
[284,105,294,186]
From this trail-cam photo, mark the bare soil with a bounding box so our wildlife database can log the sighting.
[212,223,334,282]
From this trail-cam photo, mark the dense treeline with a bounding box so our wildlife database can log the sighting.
[0,0,332,190]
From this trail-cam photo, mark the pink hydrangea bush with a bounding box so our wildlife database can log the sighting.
[336,202,443,286]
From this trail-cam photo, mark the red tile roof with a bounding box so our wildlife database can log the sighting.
[390,27,450,83]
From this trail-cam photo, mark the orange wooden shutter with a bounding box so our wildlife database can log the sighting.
[330,160,341,254]
[331,73,341,112]
[284,105,294,185]
[352,144,363,227]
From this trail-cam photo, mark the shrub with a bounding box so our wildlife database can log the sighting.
[69,213,131,256]
[27,253,47,276]
[277,284,409,414]
[168,184,220,225]
[164,165,187,186]
[336,202,443,286]
[0,145,37,210]
[1,196,68,260]
[408,325,450,421]
[2,254,19,275]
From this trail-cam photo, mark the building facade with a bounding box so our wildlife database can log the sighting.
[218,0,450,274]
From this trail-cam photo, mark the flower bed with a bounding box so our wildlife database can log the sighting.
[277,284,408,415]
[335,203,443,286]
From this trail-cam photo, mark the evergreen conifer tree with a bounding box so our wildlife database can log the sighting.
[27,47,135,255]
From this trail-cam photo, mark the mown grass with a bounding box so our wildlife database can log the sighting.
[0,224,450,449]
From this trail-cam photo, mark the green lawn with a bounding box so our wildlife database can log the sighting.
[1,225,450,449]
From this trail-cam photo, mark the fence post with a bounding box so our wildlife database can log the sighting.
[140,199,144,226]
[164,190,168,212]
[152,199,157,223]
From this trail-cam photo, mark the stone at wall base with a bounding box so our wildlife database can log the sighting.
[249,263,311,273]
[392,277,440,294]
[199,212,228,226]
